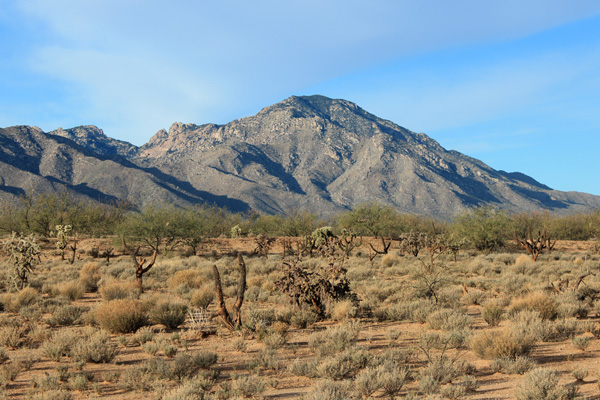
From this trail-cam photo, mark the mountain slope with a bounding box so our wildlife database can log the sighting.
[1,95,599,218]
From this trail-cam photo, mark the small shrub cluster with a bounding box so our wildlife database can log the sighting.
[94,299,148,333]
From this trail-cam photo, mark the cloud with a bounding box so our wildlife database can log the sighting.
[9,0,600,143]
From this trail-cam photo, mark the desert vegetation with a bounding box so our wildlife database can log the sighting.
[0,192,599,399]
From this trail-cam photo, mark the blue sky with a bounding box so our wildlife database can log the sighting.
[1,1,600,196]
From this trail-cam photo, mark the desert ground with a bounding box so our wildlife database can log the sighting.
[0,236,599,399]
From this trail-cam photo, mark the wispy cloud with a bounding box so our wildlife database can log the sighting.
[9,0,600,143]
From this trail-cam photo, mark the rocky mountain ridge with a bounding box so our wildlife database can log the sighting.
[1,95,599,218]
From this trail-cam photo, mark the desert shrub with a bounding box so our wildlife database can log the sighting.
[381,253,400,268]
[309,322,360,356]
[31,371,59,391]
[99,281,141,301]
[289,309,319,328]
[490,356,537,375]
[59,281,84,301]
[162,377,210,400]
[354,366,381,398]
[316,354,355,380]
[288,359,319,378]
[470,328,536,359]
[408,299,438,323]
[248,348,280,371]
[426,308,472,331]
[171,352,218,382]
[301,379,353,400]
[118,364,156,392]
[509,292,557,320]
[571,336,591,351]
[462,288,488,305]
[72,329,118,363]
[0,325,27,349]
[545,319,582,341]
[482,300,504,326]
[150,298,188,329]
[243,307,277,332]
[142,341,160,356]
[68,373,89,391]
[0,348,8,364]
[168,269,205,291]
[131,326,155,346]
[262,331,287,349]
[376,362,409,398]
[190,285,214,309]
[41,329,79,361]
[440,384,467,399]
[231,374,266,398]
[330,299,358,321]
[94,299,148,333]
[509,310,549,342]
[47,305,87,327]
[514,367,578,400]
[78,262,101,292]
[572,368,588,381]
[0,361,22,383]
[419,354,467,386]
[5,287,41,312]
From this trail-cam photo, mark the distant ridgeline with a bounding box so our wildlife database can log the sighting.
[1,95,600,220]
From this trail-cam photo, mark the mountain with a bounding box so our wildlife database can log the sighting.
[1,95,599,218]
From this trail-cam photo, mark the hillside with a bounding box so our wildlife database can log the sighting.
[1,95,599,218]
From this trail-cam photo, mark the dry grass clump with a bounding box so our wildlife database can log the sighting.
[78,262,101,292]
[3,287,41,312]
[470,327,536,359]
[168,269,205,291]
[509,292,557,320]
[99,281,141,301]
[58,281,84,301]
[94,299,148,333]
[381,253,400,268]
[330,299,358,322]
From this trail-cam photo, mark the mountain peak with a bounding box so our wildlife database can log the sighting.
[2,95,600,217]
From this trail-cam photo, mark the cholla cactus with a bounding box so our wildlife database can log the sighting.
[55,225,72,260]
[2,232,41,290]
[230,225,243,238]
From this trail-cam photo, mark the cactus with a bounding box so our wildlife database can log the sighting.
[2,232,41,290]
[55,225,72,260]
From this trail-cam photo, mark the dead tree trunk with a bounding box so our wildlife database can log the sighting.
[68,238,78,264]
[212,253,247,331]
[131,246,157,293]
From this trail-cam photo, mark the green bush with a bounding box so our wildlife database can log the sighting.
[149,299,188,329]
[450,206,510,251]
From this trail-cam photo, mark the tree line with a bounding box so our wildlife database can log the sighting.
[0,192,598,253]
